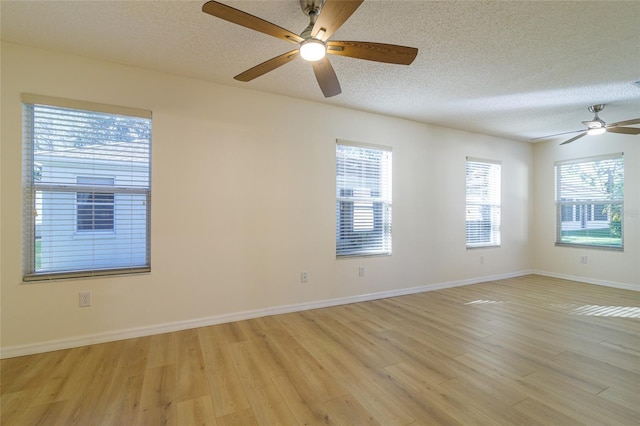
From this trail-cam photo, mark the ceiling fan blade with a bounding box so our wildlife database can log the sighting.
[607,118,640,127]
[312,0,364,41]
[530,129,585,141]
[327,41,418,65]
[312,57,341,97]
[560,132,587,145]
[234,50,300,82]
[202,1,303,44]
[607,126,640,135]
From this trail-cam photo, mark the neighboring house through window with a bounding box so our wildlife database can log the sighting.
[466,158,501,248]
[76,176,115,232]
[22,94,152,280]
[555,153,624,249]
[336,141,392,256]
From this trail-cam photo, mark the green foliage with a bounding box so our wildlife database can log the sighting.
[561,228,622,247]
[605,204,622,237]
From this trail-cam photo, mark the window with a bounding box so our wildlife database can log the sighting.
[76,177,115,231]
[336,142,392,256]
[555,153,623,249]
[466,158,501,248]
[22,95,152,281]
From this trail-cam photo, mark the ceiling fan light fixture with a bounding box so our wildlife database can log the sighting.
[587,127,606,136]
[299,38,326,61]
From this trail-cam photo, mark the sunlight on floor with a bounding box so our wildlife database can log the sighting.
[464,300,640,318]
[552,304,640,318]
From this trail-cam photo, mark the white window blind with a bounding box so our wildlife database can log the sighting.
[555,153,623,249]
[22,95,152,281]
[466,158,501,248]
[336,142,392,256]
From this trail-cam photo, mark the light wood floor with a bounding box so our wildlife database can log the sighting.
[2,275,639,425]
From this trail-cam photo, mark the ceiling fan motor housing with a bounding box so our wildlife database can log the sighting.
[300,0,324,16]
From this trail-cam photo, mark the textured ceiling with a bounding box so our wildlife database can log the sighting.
[2,0,639,143]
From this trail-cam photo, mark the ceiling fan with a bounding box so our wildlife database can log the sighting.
[532,105,640,145]
[202,0,418,97]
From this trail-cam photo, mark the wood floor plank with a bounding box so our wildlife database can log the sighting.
[333,376,415,426]
[264,329,349,404]
[175,329,209,403]
[521,368,639,425]
[385,362,497,425]
[55,342,126,424]
[147,331,177,368]
[136,364,176,426]
[176,395,218,426]
[598,386,640,412]
[227,339,275,392]
[322,394,380,425]
[271,374,331,426]
[1,390,34,425]
[2,275,638,425]
[512,397,582,425]
[439,377,543,425]
[197,328,250,417]
[553,350,640,395]
[99,337,151,425]
[0,350,68,395]
[244,383,298,425]
[14,400,67,426]
[299,328,460,424]
[216,408,259,426]
[28,346,90,407]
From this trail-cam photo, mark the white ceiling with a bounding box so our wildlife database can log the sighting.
[2,0,640,143]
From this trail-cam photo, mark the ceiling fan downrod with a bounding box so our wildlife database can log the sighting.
[299,0,323,39]
[584,104,606,130]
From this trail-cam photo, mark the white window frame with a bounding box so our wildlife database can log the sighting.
[555,153,624,250]
[336,141,392,257]
[466,157,501,248]
[22,94,152,281]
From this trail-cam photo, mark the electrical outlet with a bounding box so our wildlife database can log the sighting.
[359,266,365,277]
[580,256,588,264]
[301,272,308,283]
[79,291,92,307]
[480,256,485,264]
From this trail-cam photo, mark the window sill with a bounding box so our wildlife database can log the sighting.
[336,252,392,259]
[555,242,623,252]
[23,266,151,283]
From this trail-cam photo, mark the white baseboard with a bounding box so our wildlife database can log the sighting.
[532,269,639,292]
[1,270,532,359]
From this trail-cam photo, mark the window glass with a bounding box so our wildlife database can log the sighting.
[336,142,392,256]
[466,158,501,248]
[555,154,623,249]
[23,97,152,280]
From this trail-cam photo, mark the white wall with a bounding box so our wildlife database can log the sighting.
[2,42,534,357]
[533,135,640,289]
